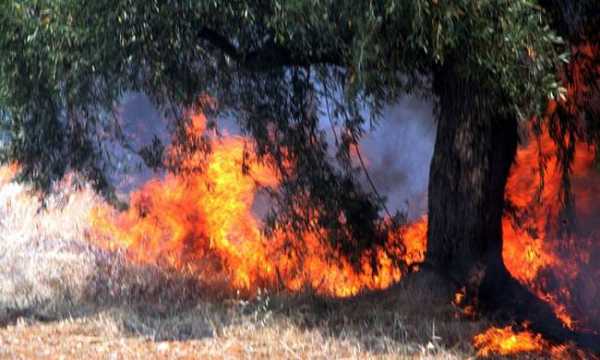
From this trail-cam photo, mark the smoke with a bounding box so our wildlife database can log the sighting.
[359,96,436,220]
[110,93,436,219]
[107,93,169,199]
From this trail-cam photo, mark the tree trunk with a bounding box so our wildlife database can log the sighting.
[426,67,517,285]
[426,65,600,350]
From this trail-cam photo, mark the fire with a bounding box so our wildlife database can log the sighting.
[500,126,589,329]
[473,326,545,357]
[89,112,427,297]
[502,126,595,285]
[0,163,18,186]
[87,107,596,355]
[475,40,600,354]
[48,41,600,356]
[473,325,588,359]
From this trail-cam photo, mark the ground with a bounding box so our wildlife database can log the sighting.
[0,274,489,360]
[0,168,558,359]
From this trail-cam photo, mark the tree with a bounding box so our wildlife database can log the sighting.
[1,0,598,346]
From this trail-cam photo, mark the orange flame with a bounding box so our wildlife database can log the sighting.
[499,40,600,332]
[473,326,545,357]
[476,40,600,354]
[473,325,587,359]
[502,127,595,284]
[83,40,599,356]
[0,163,18,185]
[90,112,427,297]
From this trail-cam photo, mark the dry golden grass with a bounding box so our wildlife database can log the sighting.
[0,171,553,359]
[0,276,490,359]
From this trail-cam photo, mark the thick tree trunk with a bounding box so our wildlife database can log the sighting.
[426,66,600,351]
[426,68,517,285]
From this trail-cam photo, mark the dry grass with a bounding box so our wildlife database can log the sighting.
[0,174,101,320]
[0,171,544,359]
[0,277,488,359]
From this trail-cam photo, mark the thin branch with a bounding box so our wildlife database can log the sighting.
[352,136,396,222]
[197,27,342,71]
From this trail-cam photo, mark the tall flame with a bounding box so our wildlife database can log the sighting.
[90,112,426,297]
[88,108,598,355]
[475,40,600,356]
[501,126,597,329]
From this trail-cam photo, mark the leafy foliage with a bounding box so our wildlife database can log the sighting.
[0,1,569,255]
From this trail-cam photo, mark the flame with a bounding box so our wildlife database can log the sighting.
[476,40,600,355]
[473,326,545,357]
[502,127,595,285]
[500,41,600,331]
[66,41,600,356]
[90,112,427,297]
[88,102,596,355]
[500,127,588,329]
[0,163,18,185]
[473,325,587,359]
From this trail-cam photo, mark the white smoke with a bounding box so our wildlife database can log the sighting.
[359,96,435,220]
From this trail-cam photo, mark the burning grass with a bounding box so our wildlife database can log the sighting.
[88,112,427,298]
[0,161,526,359]
[2,102,600,357]
[471,325,591,358]
[0,160,476,359]
[473,326,546,357]
[0,161,597,358]
[84,108,600,342]
[0,170,487,358]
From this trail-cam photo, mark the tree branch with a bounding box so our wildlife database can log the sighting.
[197,27,242,61]
[197,27,343,71]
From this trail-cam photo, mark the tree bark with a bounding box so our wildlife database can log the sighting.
[426,65,600,351]
[426,66,517,285]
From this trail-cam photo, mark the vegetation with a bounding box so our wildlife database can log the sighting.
[0,175,487,358]
[0,0,566,253]
[1,0,600,352]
